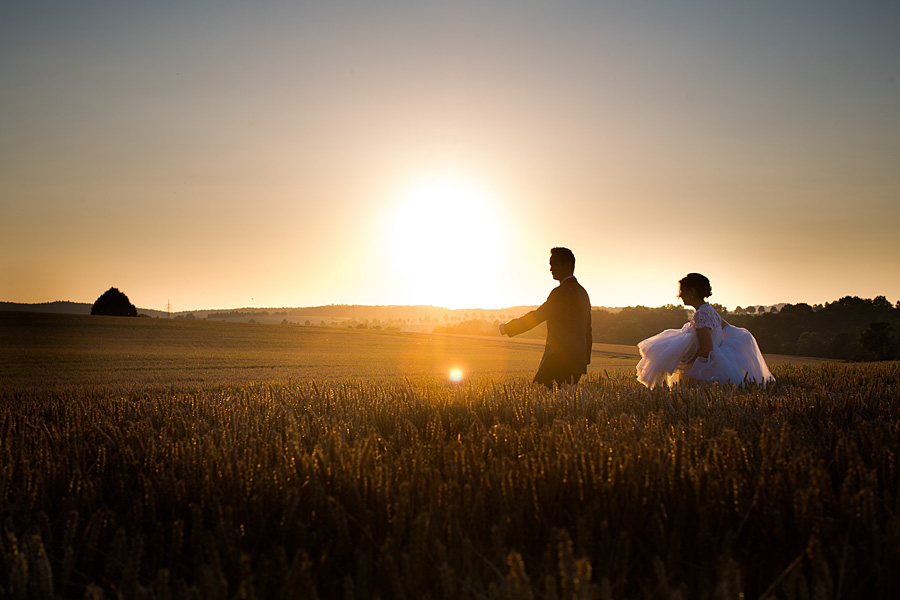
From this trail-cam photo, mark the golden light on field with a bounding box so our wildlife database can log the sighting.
[384,172,510,309]
[448,367,464,383]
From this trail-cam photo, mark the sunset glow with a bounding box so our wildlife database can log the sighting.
[384,173,510,309]
[2,2,899,311]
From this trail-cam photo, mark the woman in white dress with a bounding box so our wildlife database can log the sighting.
[636,273,774,389]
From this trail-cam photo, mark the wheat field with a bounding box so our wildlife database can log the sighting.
[2,313,895,598]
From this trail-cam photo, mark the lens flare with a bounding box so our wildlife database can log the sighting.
[448,367,464,383]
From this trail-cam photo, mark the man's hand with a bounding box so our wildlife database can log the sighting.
[499,323,507,336]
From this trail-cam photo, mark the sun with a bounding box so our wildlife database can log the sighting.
[384,172,508,308]
[448,367,464,382]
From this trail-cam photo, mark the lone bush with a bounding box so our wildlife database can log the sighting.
[91,287,138,317]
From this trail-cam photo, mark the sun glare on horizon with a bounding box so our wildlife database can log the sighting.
[384,172,510,309]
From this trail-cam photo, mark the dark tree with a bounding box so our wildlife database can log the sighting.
[873,295,892,310]
[797,331,825,357]
[827,332,861,361]
[859,322,899,361]
[780,303,813,315]
[91,287,138,317]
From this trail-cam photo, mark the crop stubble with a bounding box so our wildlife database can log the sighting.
[1,312,894,598]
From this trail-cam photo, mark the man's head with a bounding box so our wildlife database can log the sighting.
[549,247,576,281]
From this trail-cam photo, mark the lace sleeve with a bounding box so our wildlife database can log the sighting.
[691,304,720,329]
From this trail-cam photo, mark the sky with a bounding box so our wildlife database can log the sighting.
[2,1,899,312]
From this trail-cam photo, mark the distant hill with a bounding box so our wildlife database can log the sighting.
[195,305,543,326]
[0,301,94,315]
[0,301,545,322]
[0,301,171,318]
[0,300,773,323]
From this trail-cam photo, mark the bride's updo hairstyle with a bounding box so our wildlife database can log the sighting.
[679,273,712,299]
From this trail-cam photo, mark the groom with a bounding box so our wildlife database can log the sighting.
[500,247,592,387]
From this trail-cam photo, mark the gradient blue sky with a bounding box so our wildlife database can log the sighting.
[2,1,899,311]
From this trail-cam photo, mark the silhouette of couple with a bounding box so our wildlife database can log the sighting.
[499,248,773,389]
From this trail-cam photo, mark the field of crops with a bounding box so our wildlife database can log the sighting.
[0,312,644,391]
[2,312,897,598]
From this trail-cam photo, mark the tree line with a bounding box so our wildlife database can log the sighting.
[725,296,899,361]
[597,296,900,361]
[434,296,900,361]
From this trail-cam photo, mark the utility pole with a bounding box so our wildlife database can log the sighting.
[167,299,171,318]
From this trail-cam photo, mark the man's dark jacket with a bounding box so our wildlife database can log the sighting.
[504,276,592,386]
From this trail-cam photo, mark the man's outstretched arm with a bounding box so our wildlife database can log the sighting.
[500,296,553,337]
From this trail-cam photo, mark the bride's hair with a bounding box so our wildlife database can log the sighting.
[679,273,712,299]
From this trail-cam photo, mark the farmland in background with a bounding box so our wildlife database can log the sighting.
[4,311,894,598]
[0,312,819,390]
[0,312,643,390]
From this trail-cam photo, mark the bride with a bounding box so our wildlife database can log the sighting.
[636,273,774,389]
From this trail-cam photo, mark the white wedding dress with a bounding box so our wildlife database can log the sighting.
[636,303,774,389]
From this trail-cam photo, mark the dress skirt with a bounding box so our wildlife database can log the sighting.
[637,324,773,389]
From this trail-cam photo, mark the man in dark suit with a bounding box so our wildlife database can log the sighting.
[500,247,592,387]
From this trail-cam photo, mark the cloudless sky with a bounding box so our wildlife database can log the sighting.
[3,1,899,311]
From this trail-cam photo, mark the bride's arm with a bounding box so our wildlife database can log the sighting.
[692,327,714,360]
